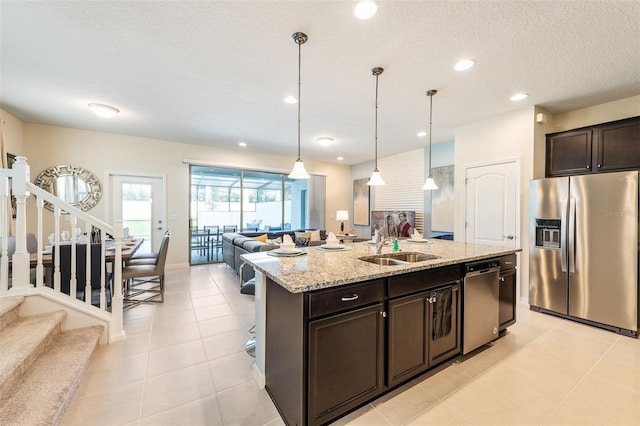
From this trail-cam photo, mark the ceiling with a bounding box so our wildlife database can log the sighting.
[1,1,639,165]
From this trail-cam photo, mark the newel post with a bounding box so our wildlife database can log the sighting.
[10,156,31,290]
[110,220,125,341]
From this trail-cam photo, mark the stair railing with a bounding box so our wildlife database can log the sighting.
[0,156,124,342]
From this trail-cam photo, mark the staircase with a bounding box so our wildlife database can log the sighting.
[0,296,103,426]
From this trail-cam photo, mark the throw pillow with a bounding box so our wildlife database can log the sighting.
[308,230,321,242]
[294,231,310,246]
[253,233,268,243]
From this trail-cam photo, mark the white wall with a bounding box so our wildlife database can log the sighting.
[7,120,351,266]
[454,106,536,301]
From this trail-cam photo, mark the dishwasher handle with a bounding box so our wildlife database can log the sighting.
[464,265,501,278]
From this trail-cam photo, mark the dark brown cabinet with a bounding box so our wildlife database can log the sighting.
[308,303,385,425]
[546,129,592,176]
[546,116,639,177]
[388,283,460,388]
[499,254,517,331]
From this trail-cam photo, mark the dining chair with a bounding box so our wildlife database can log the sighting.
[223,225,237,233]
[190,227,210,261]
[122,233,170,309]
[204,225,221,260]
[128,230,170,265]
[53,243,110,307]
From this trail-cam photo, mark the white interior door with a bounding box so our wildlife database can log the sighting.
[465,161,519,248]
[110,175,166,253]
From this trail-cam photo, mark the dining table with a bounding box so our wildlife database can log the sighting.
[29,237,145,267]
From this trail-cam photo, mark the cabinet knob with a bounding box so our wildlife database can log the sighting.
[380,311,387,318]
[500,276,505,282]
[586,165,591,169]
[597,164,601,168]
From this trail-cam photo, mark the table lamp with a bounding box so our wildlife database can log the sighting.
[336,210,349,234]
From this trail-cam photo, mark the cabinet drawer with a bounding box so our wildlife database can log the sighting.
[500,254,517,270]
[309,280,385,318]
[388,265,461,299]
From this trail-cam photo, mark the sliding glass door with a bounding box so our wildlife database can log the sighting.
[189,166,312,264]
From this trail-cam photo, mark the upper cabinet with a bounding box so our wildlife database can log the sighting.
[546,116,640,177]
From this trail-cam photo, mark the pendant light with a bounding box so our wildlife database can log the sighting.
[288,32,310,179]
[368,67,385,186]
[422,89,439,190]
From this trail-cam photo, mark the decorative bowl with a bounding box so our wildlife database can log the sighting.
[279,243,296,253]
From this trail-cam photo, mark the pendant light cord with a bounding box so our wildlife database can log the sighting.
[426,89,437,177]
[297,41,302,160]
[374,73,379,170]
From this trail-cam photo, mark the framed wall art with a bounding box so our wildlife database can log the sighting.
[353,178,370,226]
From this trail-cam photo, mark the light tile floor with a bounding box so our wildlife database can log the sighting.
[62,264,640,426]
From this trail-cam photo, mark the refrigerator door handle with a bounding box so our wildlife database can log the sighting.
[560,199,568,273]
[568,198,576,273]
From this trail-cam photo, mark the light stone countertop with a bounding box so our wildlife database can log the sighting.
[241,239,520,293]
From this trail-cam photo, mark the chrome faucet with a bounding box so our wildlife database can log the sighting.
[374,232,386,255]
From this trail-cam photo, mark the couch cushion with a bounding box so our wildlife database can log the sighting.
[253,233,268,243]
[308,230,321,242]
[294,231,310,246]
[241,239,277,252]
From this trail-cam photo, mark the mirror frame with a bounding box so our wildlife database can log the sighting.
[34,165,103,212]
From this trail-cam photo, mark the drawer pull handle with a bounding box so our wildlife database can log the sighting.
[341,294,359,302]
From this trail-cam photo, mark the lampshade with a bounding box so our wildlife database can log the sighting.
[423,89,439,191]
[288,32,310,180]
[368,169,385,186]
[367,67,385,186]
[422,177,439,190]
[336,210,349,221]
[289,159,310,179]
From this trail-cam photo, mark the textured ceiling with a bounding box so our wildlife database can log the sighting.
[1,1,639,165]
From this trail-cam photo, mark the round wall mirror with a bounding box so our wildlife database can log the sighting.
[34,165,103,212]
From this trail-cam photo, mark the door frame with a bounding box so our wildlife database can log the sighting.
[104,171,167,250]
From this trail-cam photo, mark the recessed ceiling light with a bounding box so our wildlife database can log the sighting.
[238,142,247,147]
[355,0,378,19]
[417,131,427,137]
[316,137,334,147]
[88,103,119,118]
[337,157,344,161]
[283,96,297,104]
[510,92,528,101]
[454,59,475,71]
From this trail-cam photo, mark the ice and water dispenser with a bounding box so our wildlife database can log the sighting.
[534,219,561,249]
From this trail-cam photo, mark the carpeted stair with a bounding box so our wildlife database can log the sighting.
[0,296,103,426]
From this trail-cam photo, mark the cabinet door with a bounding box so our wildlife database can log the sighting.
[546,129,592,176]
[388,293,428,387]
[595,118,640,172]
[308,303,385,425]
[499,269,517,330]
[428,284,461,366]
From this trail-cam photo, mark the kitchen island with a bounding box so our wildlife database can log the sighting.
[241,239,519,426]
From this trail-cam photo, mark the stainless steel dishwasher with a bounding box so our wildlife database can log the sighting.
[463,259,501,354]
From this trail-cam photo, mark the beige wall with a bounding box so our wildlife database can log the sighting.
[1,110,24,158]
[8,120,350,266]
[551,95,640,132]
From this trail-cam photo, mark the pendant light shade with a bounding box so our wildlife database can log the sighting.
[288,32,310,180]
[422,89,439,191]
[368,67,385,186]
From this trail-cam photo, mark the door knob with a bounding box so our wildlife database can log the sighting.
[503,235,514,240]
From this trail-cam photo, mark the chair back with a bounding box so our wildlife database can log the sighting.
[53,243,103,294]
[153,233,171,273]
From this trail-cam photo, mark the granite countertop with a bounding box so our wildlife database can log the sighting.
[241,239,520,293]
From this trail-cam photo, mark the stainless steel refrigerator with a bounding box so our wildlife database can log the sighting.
[529,171,639,337]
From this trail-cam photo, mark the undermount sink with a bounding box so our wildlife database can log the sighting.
[359,252,440,266]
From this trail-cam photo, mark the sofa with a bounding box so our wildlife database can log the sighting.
[222,229,327,289]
